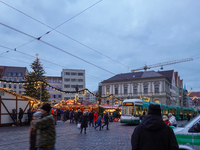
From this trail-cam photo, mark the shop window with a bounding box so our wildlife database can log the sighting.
[124,87,128,94]
[144,86,148,93]
[155,85,159,93]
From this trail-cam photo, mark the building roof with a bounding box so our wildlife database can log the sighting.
[102,70,174,83]
[189,92,200,97]
[0,66,27,77]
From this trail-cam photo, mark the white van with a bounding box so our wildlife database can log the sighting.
[173,115,200,150]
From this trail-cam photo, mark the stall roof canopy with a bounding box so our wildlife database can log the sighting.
[99,104,121,109]
[0,87,40,103]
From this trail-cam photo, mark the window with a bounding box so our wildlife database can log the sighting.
[65,72,70,75]
[64,85,70,88]
[19,78,22,82]
[134,86,137,94]
[19,84,22,89]
[48,80,51,83]
[58,95,61,99]
[18,72,21,76]
[144,86,148,93]
[64,78,70,82]
[78,73,83,76]
[106,88,110,95]
[3,77,6,80]
[64,97,70,100]
[14,78,17,82]
[8,72,11,76]
[3,84,6,88]
[124,87,128,94]
[78,85,83,88]
[155,85,159,93]
[115,87,118,94]
[8,78,12,81]
[9,84,12,88]
[58,86,62,89]
[53,95,56,99]
[78,79,83,82]
[53,80,57,83]
[71,85,76,88]
[58,80,62,83]
[71,72,77,75]
[13,72,16,76]
[14,84,16,89]
[71,79,76,82]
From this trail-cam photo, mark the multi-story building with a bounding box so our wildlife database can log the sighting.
[61,69,86,100]
[100,70,178,106]
[86,90,98,104]
[0,66,28,95]
[46,76,62,103]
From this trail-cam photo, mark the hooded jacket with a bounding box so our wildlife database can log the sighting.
[131,115,178,150]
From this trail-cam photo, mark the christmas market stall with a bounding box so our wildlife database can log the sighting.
[99,104,122,116]
[0,87,40,126]
[52,99,98,112]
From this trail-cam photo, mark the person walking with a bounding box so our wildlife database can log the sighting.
[18,108,24,126]
[74,111,78,124]
[33,103,56,150]
[140,112,146,121]
[30,111,41,150]
[94,115,102,130]
[11,109,17,126]
[162,115,171,126]
[131,104,178,150]
[102,111,109,130]
[94,111,98,126]
[80,112,88,134]
[168,113,177,127]
[89,111,94,127]
[69,110,74,123]
[53,109,57,125]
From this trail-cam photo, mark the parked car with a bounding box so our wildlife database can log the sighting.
[173,114,200,150]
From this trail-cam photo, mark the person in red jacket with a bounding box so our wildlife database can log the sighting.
[94,111,98,126]
[162,115,171,126]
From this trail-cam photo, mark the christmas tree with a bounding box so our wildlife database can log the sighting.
[23,56,50,102]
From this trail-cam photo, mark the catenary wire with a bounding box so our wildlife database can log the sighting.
[0,45,102,80]
[0,0,129,69]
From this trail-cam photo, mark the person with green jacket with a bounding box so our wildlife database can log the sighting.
[33,103,56,150]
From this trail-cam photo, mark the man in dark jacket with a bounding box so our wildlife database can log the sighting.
[131,104,178,150]
[102,111,109,130]
[89,111,94,127]
[18,108,24,126]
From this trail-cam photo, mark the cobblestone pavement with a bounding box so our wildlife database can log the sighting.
[0,120,188,150]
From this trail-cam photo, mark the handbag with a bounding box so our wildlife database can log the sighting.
[77,123,81,129]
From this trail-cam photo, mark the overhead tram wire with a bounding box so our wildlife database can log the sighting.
[0,22,129,81]
[0,0,129,69]
[0,44,101,80]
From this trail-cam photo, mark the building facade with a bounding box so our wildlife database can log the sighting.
[61,69,86,100]
[0,66,28,95]
[46,76,62,103]
[100,70,179,106]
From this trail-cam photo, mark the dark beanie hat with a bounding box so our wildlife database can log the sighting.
[41,103,51,113]
[148,104,161,116]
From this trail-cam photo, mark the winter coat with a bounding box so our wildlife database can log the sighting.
[12,111,17,120]
[97,117,101,126]
[131,115,178,150]
[34,113,55,148]
[89,112,94,120]
[169,115,177,126]
[104,114,109,124]
[94,112,98,122]
[164,120,171,126]
[18,109,24,119]
[80,115,88,128]
[140,115,145,121]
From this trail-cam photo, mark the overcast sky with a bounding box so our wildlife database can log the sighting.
[0,0,200,92]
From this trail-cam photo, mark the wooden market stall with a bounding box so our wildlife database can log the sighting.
[53,99,99,112]
[99,104,122,116]
[0,87,40,126]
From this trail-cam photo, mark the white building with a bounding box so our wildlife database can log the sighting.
[61,69,86,100]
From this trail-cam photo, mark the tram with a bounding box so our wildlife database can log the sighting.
[120,99,198,124]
